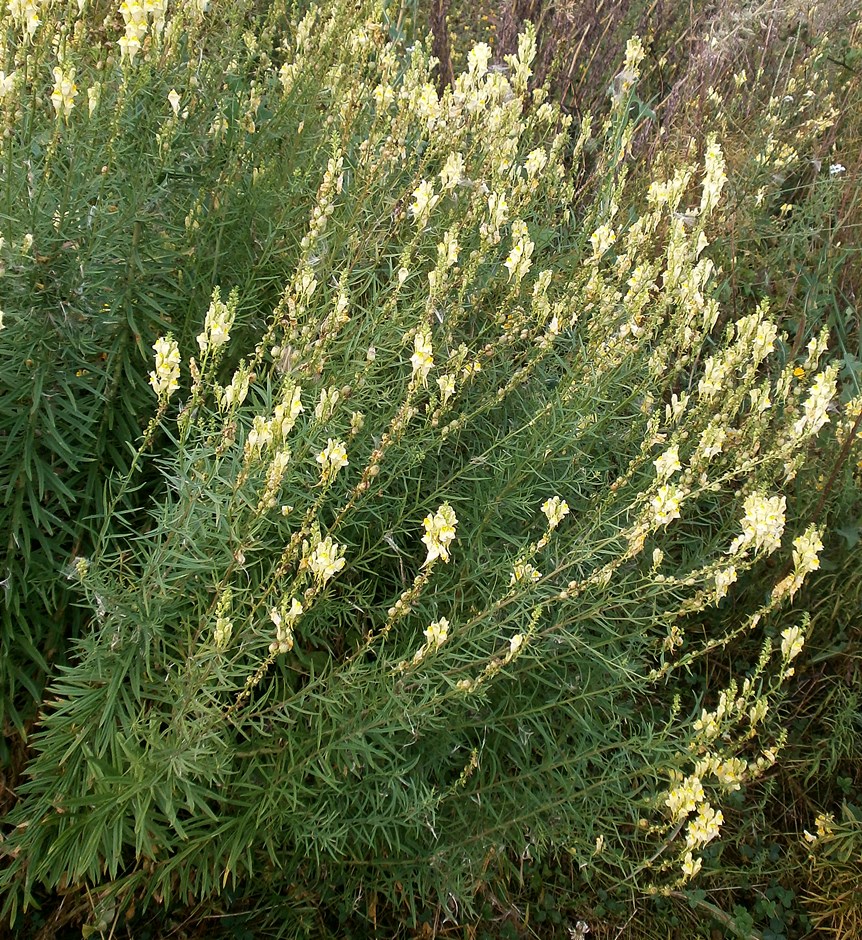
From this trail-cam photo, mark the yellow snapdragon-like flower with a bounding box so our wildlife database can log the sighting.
[700,136,727,215]
[803,812,835,844]
[269,597,302,654]
[729,493,786,555]
[665,775,705,822]
[246,415,272,456]
[148,335,181,399]
[714,566,738,601]
[780,625,805,662]
[309,536,346,583]
[316,439,348,483]
[793,365,838,438]
[681,852,702,880]
[423,617,449,648]
[685,802,724,850]
[590,223,616,259]
[651,484,683,526]
[410,180,439,227]
[792,526,823,575]
[0,71,17,99]
[9,0,42,38]
[410,328,434,386]
[541,496,570,529]
[654,445,681,480]
[51,66,78,121]
[196,288,235,354]
[504,220,534,282]
[510,563,541,585]
[421,502,458,566]
[439,152,464,191]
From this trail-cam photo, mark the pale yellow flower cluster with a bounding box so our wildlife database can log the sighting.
[196,288,235,354]
[654,444,681,480]
[697,353,730,401]
[729,493,786,555]
[421,502,457,566]
[257,449,290,512]
[148,335,181,399]
[803,812,835,844]
[410,328,434,386]
[316,439,348,484]
[792,527,823,575]
[651,484,683,526]
[217,367,250,411]
[773,526,824,601]
[310,387,338,423]
[665,774,705,822]
[524,147,547,180]
[269,597,302,655]
[437,372,456,406]
[116,0,167,65]
[696,420,726,462]
[308,536,346,583]
[213,587,233,650]
[780,625,805,662]
[246,415,272,457]
[0,70,16,100]
[273,384,304,437]
[504,220,534,282]
[423,617,449,648]
[589,223,616,260]
[510,563,541,585]
[685,802,724,850]
[793,364,838,438]
[8,0,41,38]
[50,67,77,121]
[541,496,570,529]
[681,852,702,880]
[700,136,727,215]
[480,192,509,245]
[438,230,459,269]
[410,180,438,228]
[713,565,738,601]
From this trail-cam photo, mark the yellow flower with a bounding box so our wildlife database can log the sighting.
[780,625,805,662]
[148,335,181,399]
[665,775,705,822]
[654,445,681,480]
[541,496,570,529]
[196,288,235,354]
[410,180,439,227]
[309,536,346,583]
[651,484,683,526]
[316,439,349,483]
[410,328,434,386]
[118,34,142,65]
[681,852,702,880]
[423,617,449,648]
[685,802,724,849]
[422,503,458,566]
[51,66,78,121]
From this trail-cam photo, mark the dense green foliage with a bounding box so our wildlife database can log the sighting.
[1,1,860,937]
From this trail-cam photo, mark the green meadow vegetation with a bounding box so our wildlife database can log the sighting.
[0,0,860,936]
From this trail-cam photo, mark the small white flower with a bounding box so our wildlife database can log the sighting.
[423,617,449,648]
[541,496,570,529]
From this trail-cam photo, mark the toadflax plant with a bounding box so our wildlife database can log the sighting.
[1,0,857,927]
